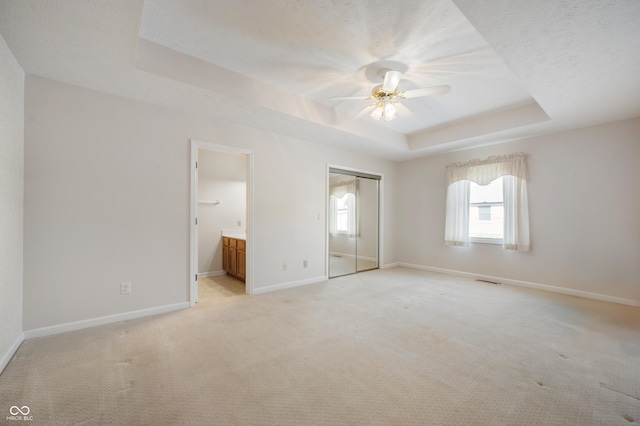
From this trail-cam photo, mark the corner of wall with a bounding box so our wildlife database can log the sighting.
[0,333,24,374]
[0,33,25,373]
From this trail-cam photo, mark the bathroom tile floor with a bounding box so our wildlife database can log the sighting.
[197,274,246,305]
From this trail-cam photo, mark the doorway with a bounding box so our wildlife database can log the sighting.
[328,167,380,278]
[190,140,254,306]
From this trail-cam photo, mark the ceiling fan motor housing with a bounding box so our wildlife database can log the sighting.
[372,87,397,100]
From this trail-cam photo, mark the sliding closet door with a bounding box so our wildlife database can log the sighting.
[356,177,379,272]
[328,173,357,277]
[329,168,380,278]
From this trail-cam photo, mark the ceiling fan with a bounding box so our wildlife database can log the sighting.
[330,68,451,122]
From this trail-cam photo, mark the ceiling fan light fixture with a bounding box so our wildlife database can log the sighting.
[333,65,451,123]
[383,103,396,121]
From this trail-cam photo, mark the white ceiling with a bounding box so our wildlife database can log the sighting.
[1,0,639,160]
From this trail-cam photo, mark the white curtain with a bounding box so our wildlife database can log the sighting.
[503,175,530,251]
[329,195,337,236]
[346,193,357,237]
[444,180,470,246]
[444,153,530,251]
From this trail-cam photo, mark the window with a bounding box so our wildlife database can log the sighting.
[444,153,530,251]
[478,205,492,221]
[469,177,504,242]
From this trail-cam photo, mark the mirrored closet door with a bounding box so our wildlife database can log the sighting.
[328,168,380,278]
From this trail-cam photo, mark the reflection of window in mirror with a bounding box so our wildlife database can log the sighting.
[335,193,355,234]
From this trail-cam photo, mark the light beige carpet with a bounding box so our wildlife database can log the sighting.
[1,267,639,425]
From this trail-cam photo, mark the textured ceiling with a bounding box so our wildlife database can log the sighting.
[138,0,536,135]
[1,0,639,160]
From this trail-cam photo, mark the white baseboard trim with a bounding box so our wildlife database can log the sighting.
[381,262,399,269]
[23,302,190,340]
[398,263,640,307]
[252,276,327,295]
[198,270,226,278]
[0,332,25,374]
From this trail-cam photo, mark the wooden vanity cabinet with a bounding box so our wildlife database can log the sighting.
[222,237,246,282]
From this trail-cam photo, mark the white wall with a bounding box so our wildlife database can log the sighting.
[396,117,640,303]
[23,76,398,330]
[197,149,247,275]
[0,34,24,369]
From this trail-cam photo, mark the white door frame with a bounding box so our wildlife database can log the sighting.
[190,139,254,307]
[326,164,384,279]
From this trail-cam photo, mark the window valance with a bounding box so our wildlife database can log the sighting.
[446,153,528,186]
[330,179,356,198]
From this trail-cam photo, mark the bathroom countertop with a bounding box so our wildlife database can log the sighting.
[221,233,246,241]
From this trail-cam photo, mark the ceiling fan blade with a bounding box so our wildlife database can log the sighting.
[394,102,414,118]
[329,95,370,101]
[382,70,403,92]
[351,104,376,120]
[400,85,451,99]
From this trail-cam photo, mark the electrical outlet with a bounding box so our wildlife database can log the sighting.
[283,263,287,271]
[121,281,131,294]
[237,220,242,227]
[303,260,308,268]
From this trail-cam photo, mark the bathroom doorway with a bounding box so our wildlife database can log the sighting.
[328,167,380,278]
[190,140,254,306]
